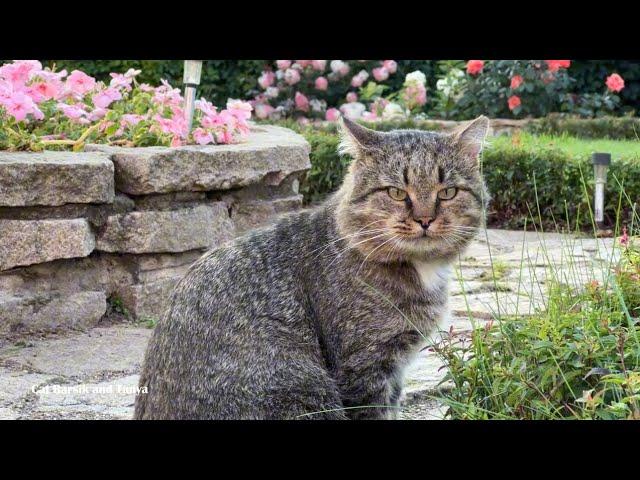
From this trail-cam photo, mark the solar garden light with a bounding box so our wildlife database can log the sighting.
[183,60,203,134]
[592,152,611,229]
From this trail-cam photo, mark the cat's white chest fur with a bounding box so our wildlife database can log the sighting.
[411,260,451,291]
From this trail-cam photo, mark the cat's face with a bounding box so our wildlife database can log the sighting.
[336,116,490,262]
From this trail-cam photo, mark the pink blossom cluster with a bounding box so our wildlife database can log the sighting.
[0,60,252,147]
[251,60,399,123]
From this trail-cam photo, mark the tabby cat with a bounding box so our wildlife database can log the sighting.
[134,115,490,420]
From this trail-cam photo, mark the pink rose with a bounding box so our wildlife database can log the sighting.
[325,108,340,122]
[315,76,328,91]
[312,60,327,71]
[346,92,358,103]
[372,67,389,82]
[284,68,301,85]
[258,71,275,89]
[351,75,364,88]
[606,73,625,93]
[254,103,275,120]
[294,91,309,112]
[276,60,292,70]
[466,60,484,75]
[382,60,397,74]
[296,60,312,68]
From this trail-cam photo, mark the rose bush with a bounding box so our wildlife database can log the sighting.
[0,60,253,151]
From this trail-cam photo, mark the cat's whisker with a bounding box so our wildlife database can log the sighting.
[324,231,393,269]
[310,227,390,258]
[355,235,400,277]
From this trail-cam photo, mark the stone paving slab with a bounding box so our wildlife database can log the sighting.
[0,325,151,379]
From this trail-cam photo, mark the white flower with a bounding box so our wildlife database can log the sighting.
[330,60,349,76]
[124,68,142,78]
[339,102,366,119]
[382,102,406,119]
[404,70,427,86]
[310,99,326,113]
[357,69,369,81]
[265,87,279,99]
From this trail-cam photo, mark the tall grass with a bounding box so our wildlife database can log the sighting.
[431,172,640,420]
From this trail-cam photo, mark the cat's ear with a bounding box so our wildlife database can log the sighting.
[452,115,490,164]
[338,116,385,158]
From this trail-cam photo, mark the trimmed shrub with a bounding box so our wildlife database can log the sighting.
[526,114,640,140]
[274,120,640,230]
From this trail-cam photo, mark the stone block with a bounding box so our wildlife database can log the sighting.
[0,151,114,207]
[0,218,95,271]
[95,203,234,254]
[86,125,310,195]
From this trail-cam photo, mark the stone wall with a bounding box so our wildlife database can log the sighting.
[0,125,310,335]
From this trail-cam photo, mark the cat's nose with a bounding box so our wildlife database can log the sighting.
[414,217,435,230]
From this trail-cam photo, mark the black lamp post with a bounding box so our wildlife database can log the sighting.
[592,152,611,230]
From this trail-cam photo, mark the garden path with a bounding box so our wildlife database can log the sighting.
[0,229,617,420]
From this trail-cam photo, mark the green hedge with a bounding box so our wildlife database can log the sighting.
[526,114,640,140]
[275,121,640,229]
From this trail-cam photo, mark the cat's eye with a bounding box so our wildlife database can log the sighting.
[387,187,408,202]
[437,187,458,200]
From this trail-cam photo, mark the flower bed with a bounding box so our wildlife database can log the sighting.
[0,60,253,152]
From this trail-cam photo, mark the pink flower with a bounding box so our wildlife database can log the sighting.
[0,60,41,87]
[295,91,309,112]
[351,75,365,88]
[296,60,312,68]
[138,83,154,92]
[193,128,214,145]
[88,108,108,121]
[276,60,292,70]
[226,99,253,120]
[346,92,358,103]
[170,136,183,147]
[510,75,523,90]
[284,68,301,85]
[311,60,327,71]
[4,91,37,121]
[254,103,275,120]
[372,67,389,82]
[195,98,218,117]
[401,83,427,110]
[121,113,143,126]
[508,95,521,111]
[620,226,629,247]
[92,87,122,109]
[466,60,484,75]
[545,60,571,72]
[66,70,96,96]
[109,73,133,91]
[57,102,88,121]
[362,111,378,121]
[606,73,625,93]
[325,108,340,122]
[315,76,328,91]
[382,60,397,74]
[258,71,275,89]
[28,81,60,102]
